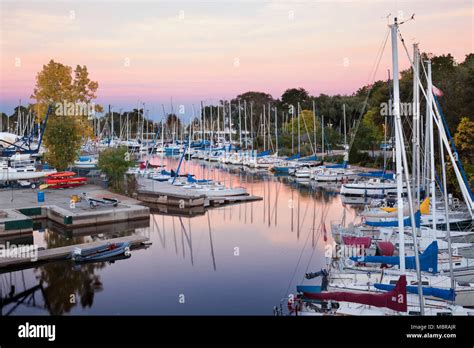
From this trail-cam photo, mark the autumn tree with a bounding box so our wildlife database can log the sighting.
[31,60,101,170]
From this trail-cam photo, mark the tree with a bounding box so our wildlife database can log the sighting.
[98,146,132,192]
[280,88,311,111]
[31,60,101,169]
[454,117,474,166]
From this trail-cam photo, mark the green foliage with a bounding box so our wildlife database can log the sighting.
[44,117,82,171]
[98,146,132,192]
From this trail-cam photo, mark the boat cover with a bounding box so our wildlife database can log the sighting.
[374,283,455,301]
[358,172,394,180]
[302,275,407,312]
[342,236,372,249]
[257,150,271,157]
[285,153,301,161]
[350,241,438,274]
[376,241,395,256]
[365,210,421,228]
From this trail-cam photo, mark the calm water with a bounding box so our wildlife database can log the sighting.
[0,158,358,315]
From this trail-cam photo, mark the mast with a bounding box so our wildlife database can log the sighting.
[413,43,421,206]
[343,104,347,148]
[321,113,325,160]
[297,103,301,153]
[250,102,254,153]
[263,104,266,151]
[238,99,242,148]
[217,102,220,146]
[390,18,424,315]
[274,106,278,156]
[313,100,317,156]
[440,120,455,295]
[228,101,232,145]
[244,100,248,150]
[291,105,294,154]
[111,105,114,141]
[427,60,437,233]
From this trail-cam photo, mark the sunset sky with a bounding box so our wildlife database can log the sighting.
[0,0,472,120]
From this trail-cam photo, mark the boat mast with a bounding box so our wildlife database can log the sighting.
[439,114,455,295]
[427,60,437,233]
[297,103,301,154]
[313,100,317,156]
[238,99,242,148]
[413,43,421,207]
[274,106,278,156]
[390,17,424,315]
[217,102,220,146]
[228,101,233,146]
[244,100,248,150]
[321,113,325,160]
[250,102,254,153]
[263,104,266,151]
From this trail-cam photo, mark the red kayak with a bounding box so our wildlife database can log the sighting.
[45,171,87,189]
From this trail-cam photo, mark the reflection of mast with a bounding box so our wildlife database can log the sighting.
[0,279,51,316]
[172,217,178,255]
[312,194,316,247]
[291,188,294,232]
[179,217,194,266]
[267,180,271,227]
[207,212,217,271]
[153,214,166,248]
[297,192,301,239]
[270,182,280,226]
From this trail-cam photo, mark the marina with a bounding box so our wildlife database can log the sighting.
[0,4,473,346]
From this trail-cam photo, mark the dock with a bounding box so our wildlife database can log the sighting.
[0,234,149,272]
[0,185,150,239]
[137,178,262,209]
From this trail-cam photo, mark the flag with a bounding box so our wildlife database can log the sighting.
[432,85,444,97]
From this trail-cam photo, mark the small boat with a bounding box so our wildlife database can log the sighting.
[73,156,98,169]
[71,241,131,262]
[43,171,87,189]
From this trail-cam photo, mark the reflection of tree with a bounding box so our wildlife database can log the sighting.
[34,231,105,315]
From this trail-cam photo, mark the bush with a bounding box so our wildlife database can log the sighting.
[98,146,132,193]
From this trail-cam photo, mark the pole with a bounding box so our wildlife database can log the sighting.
[391,18,424,315]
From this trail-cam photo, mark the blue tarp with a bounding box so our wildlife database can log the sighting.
[350,241,438,274]
[286,153,301,161]
[296,285,322,294]
[374,283,455,301]
[298,155,318,162]
[325,161,348,169]
[365,211,421,228]
[257,150,271,157]
[358,172,394,180]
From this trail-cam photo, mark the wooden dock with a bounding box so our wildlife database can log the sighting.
[0,234,149,272]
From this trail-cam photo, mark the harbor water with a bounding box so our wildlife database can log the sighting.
[0,157,357,315]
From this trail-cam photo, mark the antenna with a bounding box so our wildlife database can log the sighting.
[382,13,392,25]
[399,13,415,26]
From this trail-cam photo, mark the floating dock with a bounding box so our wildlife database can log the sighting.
[137,178,262,209]
[0,234,149,272]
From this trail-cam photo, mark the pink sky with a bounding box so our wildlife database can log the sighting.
[0,0,472,118]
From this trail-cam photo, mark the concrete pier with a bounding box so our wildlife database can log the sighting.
[0,185,150,239]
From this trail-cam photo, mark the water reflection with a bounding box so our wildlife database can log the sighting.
[1,157,359,315]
